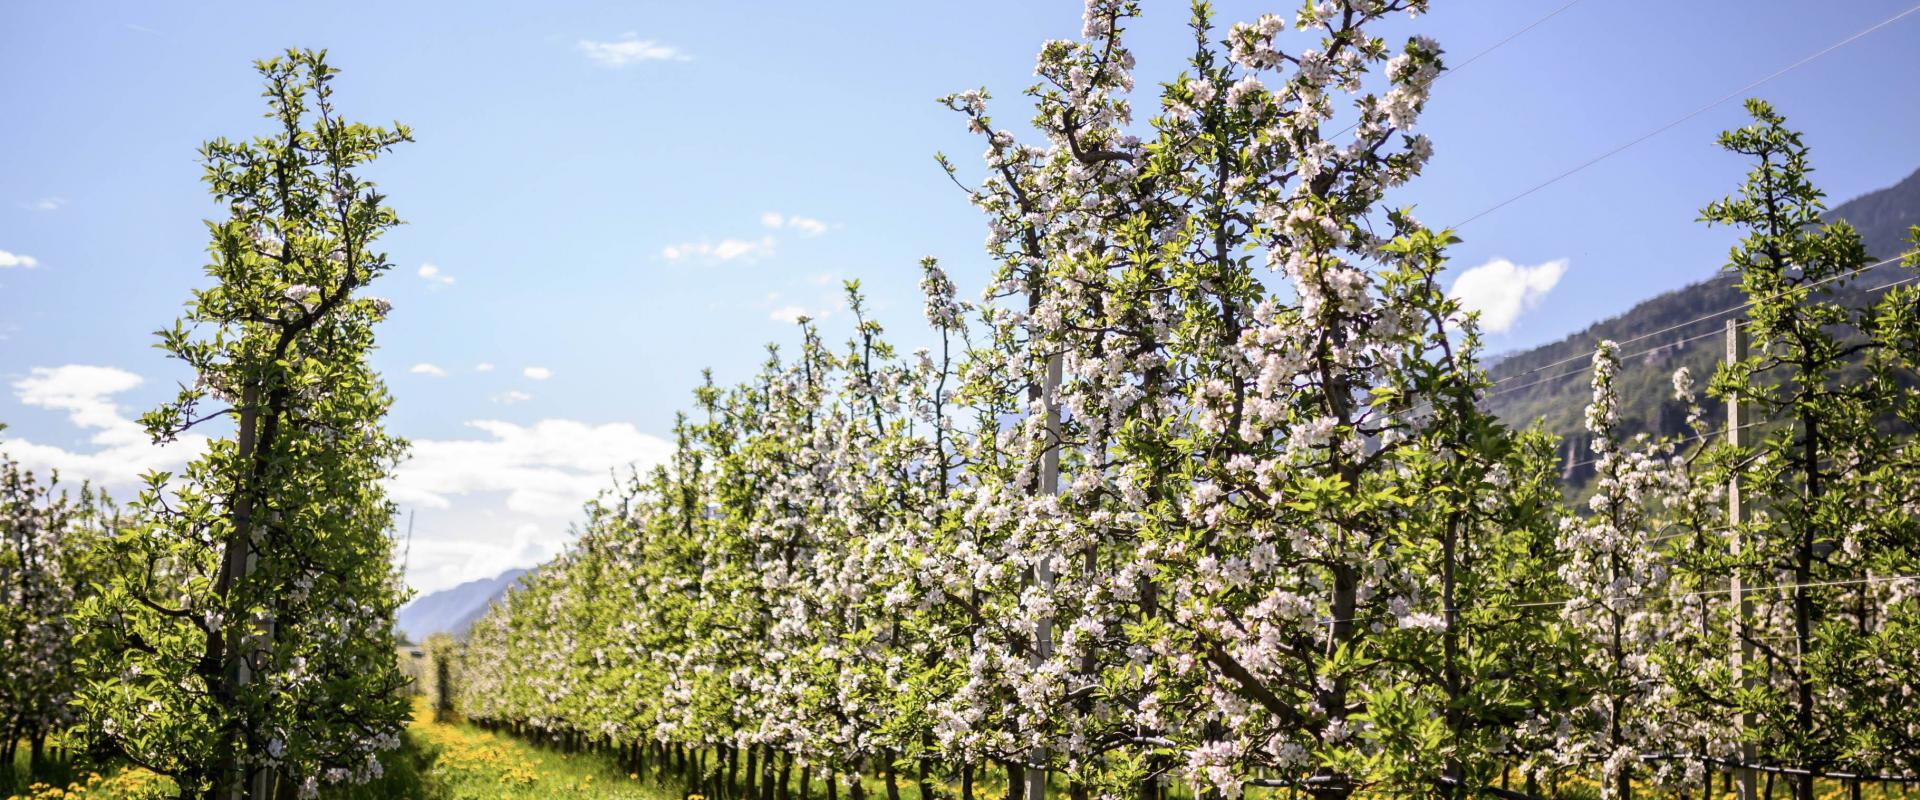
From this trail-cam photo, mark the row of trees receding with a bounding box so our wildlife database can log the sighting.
[3,3,1918,800]
[447,4,1920,800]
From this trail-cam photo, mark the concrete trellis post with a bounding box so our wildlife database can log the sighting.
[1728,319,1757,800]
[1027,350,1063,800]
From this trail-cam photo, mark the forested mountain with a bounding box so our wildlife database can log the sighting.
[1483,166,1920,486]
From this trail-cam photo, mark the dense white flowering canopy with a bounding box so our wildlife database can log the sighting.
[452,11,1920,800]
[1,10,1916,800]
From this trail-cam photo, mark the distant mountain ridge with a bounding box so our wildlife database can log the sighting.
[1481,165,1920,487]
[396,567,526,643]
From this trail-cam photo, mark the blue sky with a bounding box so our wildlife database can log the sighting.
[4,0,1918,594]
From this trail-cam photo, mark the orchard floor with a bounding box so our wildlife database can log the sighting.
[9,717,1920,800]
[407,707,673,800]
[1,701,673,800]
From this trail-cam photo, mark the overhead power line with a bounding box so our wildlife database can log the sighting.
[1452,2,1920,229]
[1488,250,1917,392]
[1309,573,1919,628]
[1562,419,1771,475]
[1442,0,1589,77]
[1485,322,1731,401]
[1332,0,1590,139]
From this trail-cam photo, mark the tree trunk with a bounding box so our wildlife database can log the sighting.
[1795,411,1818,800]
[213,387,264,800]
[915,748,933,800]
[765,747,780,800]
[731,744,743,799]
[747,744,760,800]
[1316,561,1358,800]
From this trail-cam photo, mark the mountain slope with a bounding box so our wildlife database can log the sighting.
[1481,165,1920,485]
[1833,166,1920,259]
[397,568,527,643]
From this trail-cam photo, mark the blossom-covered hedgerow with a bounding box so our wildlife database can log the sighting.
[454,3,1920,799]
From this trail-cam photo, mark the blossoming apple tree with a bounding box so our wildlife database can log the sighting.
[69,49,414,800]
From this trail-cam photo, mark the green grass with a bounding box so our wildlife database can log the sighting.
[408,708,676,800]
[18,718,1920,800]
[2,744,90,799]
[1,751,168,800]
[2,727,424,800]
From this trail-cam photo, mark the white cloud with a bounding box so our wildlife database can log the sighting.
[16,366,142,433]
[807,272,838,286]
[0,368,671,598]
[495,390,533,405]
[0,249,40,269]
[393,416,674,592]
[765,293,845,324]
[405,522,556,596]
[0,365,209,488]
[474,362,495,373]
[578,34,689,67]
[713,239,765,260]
[661,237,774,264]
[388,418,673,519]
[22,198,64,212]
[522,366,552,381]
[410,363,449,378]
[663,213,828,266]
[762,212,829,237]
[1447,257,1568,334]
[417,263,455,286]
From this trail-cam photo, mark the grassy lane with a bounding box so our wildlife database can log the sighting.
[408,705,674,800]
[2,768,169,800]
[3,704,662,800]
[16,713,1920,800]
